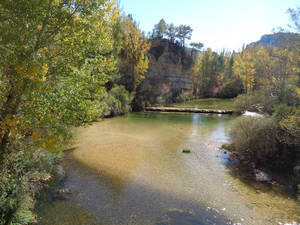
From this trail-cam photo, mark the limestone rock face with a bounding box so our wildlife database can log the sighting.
[141,39,194,102]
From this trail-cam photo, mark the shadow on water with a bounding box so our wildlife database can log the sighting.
[38,155,231,225]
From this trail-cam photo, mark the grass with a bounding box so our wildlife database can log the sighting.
[170,98,235,111]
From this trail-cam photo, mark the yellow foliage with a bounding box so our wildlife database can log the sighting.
[121,16,150,91]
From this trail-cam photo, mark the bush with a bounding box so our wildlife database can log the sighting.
[156,92,173,106]
[101,85,134,117]
[272,103,295,121]
[279,108,300,147]
[233,91,278,114]
[0,149,60,225]
[229,117,279,162]
[217,78,244,98]
[278,85,300,106]
[174,90,192,103]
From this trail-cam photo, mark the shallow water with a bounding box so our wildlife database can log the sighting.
[38,113,300,225]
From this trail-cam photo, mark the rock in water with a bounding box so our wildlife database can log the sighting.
[182,148,191,153]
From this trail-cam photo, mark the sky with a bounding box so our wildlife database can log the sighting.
[119,0,299,51]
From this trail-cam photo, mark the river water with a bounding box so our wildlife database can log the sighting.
[37,113,299,225]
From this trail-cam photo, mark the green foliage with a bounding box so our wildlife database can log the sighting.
[233,91,278,114]
[279,108,300,146]
[217,78,244,98]
[190,42,204,51]
[0,0,119,152]
[176,25,193,47]
[166,23,177,43]
[174,90,192,103]
[193,49,233,97]
[228,105,300,168]
[101,85,134,117]
[0,148,60,225]
[119,15,150,92]
[0,1,120,223]
[150,19,194,47]
[272,104,295,121]
[156,92,173,106]
[152,19,167,39]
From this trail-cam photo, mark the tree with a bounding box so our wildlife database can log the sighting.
[120,15,151,92]
[190,42,204,51]
[287,7,300,87]
[233,49,256,94]
[190,42,204,59]
[0,0,119,152]
[176,25,193,47]
[287,7,300,31]
[152,19,167,39]
[0,1,119,224]
[166,23,177,43]
[193,48,221,97]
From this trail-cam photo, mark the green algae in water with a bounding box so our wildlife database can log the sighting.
[37,201,102,225]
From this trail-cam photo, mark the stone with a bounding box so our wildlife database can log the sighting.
[54,188,72,200]
[254,169,272,182]
[182,148,191,153]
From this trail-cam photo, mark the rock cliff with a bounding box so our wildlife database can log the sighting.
[139,39,194,104]
[246,32,299,49]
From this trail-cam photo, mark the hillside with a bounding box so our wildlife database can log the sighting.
[246,32,299,49]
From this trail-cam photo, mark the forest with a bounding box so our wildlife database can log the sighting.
[0,0,299,224]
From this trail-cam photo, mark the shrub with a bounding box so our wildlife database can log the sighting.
[277,85,300,107]
[217,78,244,98]
[156,92,173,106]
[233,91,278,114]
[174,90,192,103]
[279,108,300,147]
[229,117,279,162]
[101,85,134,116]
[272,103,295,121]
[0,149,60,225]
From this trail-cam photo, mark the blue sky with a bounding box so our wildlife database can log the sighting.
[119,0,299,51]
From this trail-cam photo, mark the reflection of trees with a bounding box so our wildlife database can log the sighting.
[190,114,232,139]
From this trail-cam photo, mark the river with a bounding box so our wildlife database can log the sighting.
[37,112,300,225]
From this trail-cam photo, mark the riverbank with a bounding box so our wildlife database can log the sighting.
[169,98,235,111]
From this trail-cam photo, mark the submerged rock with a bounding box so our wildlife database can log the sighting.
[54,188,72,200]
[254,169,272,182]
[182,148,191,153]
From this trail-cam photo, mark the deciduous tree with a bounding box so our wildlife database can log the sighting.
[0,0,119,152]
[120,16,150,92]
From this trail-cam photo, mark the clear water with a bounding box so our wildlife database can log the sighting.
[38,113,300,225]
